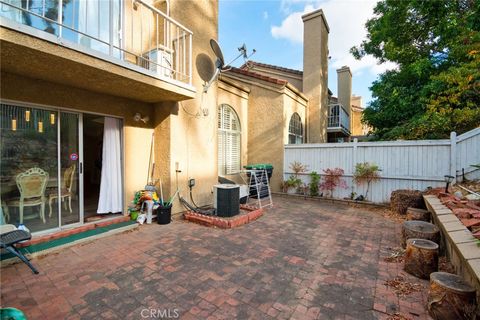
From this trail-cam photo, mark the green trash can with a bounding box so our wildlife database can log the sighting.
[244,164,273,198]
[244,164,273,179]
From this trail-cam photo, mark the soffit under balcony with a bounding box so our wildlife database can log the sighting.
[0,28,196,103]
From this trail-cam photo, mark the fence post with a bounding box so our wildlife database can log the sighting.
[450,131,457,183]
[352,138,358,195]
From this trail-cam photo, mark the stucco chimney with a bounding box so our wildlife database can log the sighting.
[302,9,329,143]
[336,66,352,116]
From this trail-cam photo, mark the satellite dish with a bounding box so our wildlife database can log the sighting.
[203,39,256,93]
[210,39,224,67]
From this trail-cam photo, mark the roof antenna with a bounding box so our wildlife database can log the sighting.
[203,40,256,93]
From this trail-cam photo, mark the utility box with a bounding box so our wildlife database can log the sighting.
[213,184,240,217]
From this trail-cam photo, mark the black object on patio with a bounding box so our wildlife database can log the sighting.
[0,230,39,274]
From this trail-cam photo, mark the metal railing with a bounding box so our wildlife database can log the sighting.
[328,104,350,132]
[0,0,193,86]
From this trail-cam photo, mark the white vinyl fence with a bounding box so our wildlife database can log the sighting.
[284,128,480,203]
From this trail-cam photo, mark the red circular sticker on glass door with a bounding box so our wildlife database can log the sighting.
[70,153,78,161]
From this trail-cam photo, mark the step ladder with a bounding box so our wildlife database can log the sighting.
[240,169,273,209]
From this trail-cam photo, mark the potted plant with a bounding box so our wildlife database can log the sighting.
[282,176,302,194]
[319,168,348,198]
[282,161,309,194]
[353,162,381,201]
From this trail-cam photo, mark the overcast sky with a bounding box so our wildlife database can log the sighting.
[219,0,397,106]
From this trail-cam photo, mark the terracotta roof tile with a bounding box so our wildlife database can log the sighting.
[227,67,288,86]
[240,61,303,76]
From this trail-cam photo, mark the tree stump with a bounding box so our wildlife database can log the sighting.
[427,272,477,320]
[404,238,438,279]
[401,221,440,248]
[390,189,425,215]
[406,207,431,222]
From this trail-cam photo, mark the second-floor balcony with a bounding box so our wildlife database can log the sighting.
[327,104,350,136]
[0,0,195,102]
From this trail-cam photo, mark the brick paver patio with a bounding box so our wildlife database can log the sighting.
[0,196,432,319]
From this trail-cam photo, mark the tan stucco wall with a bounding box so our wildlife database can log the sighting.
[337,66,352,116]
[246,85,285,191]
[0,72,154,213]
[123,0,169,64]
[302,9,329,143]
[149,0,218,213]
[350,96,369,136]
[218,79,250,174]
[351,105,370,136]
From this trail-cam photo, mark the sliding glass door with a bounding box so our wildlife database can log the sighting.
[0,104,82,232]
[59,112,81,226]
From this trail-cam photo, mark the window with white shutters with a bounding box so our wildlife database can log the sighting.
[217,104,241,175]
[288,113,303,144]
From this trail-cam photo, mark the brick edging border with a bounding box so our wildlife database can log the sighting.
[423,195,480,297]
[272,192,388,208]
[183,205,264,229]
[17,216,131,248]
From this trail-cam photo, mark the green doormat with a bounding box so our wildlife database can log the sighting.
[0,221,136,261]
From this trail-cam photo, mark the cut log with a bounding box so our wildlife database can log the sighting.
[427,272,477,320]
[406,207,431,222]
[391,189,425,215]
[401,221,440,248]
[404,238,438,279]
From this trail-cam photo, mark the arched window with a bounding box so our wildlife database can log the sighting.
[288,113,303,144]
[218,104,241,175]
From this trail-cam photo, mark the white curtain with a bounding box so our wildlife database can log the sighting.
[97,117,122,214]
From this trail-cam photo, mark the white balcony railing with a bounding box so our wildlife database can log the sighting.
[0,0,193,86]
[327,104,350,134]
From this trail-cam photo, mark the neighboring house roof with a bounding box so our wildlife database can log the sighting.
[241,61,303,76]
[351,104,364,112]
[329,96,339,104]
[226,67,288,86]
[222,67,308,101]
[239,60,333,96]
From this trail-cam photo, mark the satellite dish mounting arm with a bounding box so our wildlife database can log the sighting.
[203,39,256,93]
[203,59,222,93]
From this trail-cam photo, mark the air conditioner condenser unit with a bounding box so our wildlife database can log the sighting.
[213,184,240,217]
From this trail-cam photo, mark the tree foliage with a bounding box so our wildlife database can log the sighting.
[352,0,480,140]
